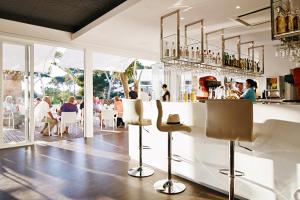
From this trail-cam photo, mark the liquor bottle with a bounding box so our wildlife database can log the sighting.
[246,59,249,70]
[254,61,257,72]
[185,47,189,59]
[224,52,228,66]
[229,55,232,66]
[287,11,294,32]
[232,55,236,67]
[179,46,183,58]
[212,52,216,65]
[256,61,260,73]
[191,47,195,60]
[203,50,207,63]
[165,42,169,57]
[208,50,212,64]
[196,46,200,61]
[293,11,298,31]
[275,7,286,34]
[285,0,292,32]
[241,58,245,69]
[183,91,188,102]
[171,42,176,57]
[216,52,221,65]
[249,60,253,71]
[240,58,243,69]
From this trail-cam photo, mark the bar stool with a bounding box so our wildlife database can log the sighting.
[123,99,154,177]
[153,100,192,194]
[206,99,254,200]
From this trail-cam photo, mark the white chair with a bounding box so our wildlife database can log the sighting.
[101,109,116,131]
[3,111,15,128]
[60,112,77,137]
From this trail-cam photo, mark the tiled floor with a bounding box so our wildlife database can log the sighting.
[0,131,228,200]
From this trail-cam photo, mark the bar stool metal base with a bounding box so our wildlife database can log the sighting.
[128,166,154,177]
[154,179,186,194]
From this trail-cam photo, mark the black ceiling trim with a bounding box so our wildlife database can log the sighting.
[0,0,127,33]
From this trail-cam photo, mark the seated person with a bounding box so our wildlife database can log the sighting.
[34,96,58,136]
[114,96,124,128]
[93,96,104,127]
[3,96,24,129]
[58,96,78,134]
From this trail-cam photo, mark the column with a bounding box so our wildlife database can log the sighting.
[84,49,93,137]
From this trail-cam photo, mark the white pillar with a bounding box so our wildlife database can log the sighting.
[169,70,179,102]
[0,42,3,145]
[84,49,93,138]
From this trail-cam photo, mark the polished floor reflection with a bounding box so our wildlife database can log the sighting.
[0,131,227,200]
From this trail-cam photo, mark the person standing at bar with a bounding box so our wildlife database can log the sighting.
[129,87,138,99]
[240,79,257,102]
[232,82,244,97]
[162,84,170,102]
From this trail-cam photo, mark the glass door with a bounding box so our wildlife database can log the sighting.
[0,41,34,147]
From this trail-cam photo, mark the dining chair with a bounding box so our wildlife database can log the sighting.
[101,109,116,131]
[60,112,77,137]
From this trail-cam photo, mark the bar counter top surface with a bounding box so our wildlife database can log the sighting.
[128,101,300,200]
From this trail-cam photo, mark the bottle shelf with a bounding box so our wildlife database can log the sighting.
[162,58,263,77]
[274,30,300,40]
[160,10,264,77]
[271,0,300,40]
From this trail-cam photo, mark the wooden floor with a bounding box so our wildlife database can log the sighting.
[4,117,123,143]
[0,131,229,200]
[3,128,26,143]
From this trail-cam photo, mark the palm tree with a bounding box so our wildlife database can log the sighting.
[114,60,145,99]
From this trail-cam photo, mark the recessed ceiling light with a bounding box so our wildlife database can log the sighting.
[180,17,185,20]
[236,5,240,9]
[203,26,206,29]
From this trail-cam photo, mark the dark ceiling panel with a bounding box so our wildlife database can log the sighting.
[0,0,127,32]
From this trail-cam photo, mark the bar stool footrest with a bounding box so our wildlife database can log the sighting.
[128,166,154,178]
[218,169,244,177]
[154,179,186,194]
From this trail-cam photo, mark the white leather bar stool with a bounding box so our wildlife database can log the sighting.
[123,99,154,177]
[154,100,192,194]
[206,99,254,200]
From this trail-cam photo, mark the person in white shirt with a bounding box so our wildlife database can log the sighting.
[34,96,58,136]
[3,96,24,128]
[138,88,150,101]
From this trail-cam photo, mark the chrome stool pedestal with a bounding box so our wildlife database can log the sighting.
[128,125,154,178]
[154,132,186,194]
[123,99,154,178]
[206,100,254,200]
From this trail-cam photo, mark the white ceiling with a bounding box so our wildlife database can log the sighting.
[3,43,134,72]
[74,0,271,61]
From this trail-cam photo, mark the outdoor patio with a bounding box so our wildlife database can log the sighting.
[3,115,127,144]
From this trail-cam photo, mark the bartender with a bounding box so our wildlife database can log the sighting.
[162,84,170,102]
[240,79,257,102]
[233,82,244,96]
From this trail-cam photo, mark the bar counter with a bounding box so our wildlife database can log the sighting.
[128,101,300,200]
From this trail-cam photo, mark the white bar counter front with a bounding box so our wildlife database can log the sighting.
[128,101,300,200]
